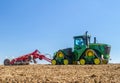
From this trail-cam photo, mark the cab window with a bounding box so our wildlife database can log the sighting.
[75,38,84,46]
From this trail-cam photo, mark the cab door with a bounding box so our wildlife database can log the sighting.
[74,37,87,60]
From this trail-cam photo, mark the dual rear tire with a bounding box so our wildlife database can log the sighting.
[51,59,69,65]
[79,49,101,65]
[79,58,101,65]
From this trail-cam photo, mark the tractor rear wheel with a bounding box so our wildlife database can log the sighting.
[94,58,101,65]
[4,59,10,65]
[51,60,57,65]
[80,59,86,65]
[63,59,69,65]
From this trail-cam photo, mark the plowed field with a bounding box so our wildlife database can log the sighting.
[0,64,120,83]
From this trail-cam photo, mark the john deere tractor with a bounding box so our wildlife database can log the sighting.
[52,31,111,65]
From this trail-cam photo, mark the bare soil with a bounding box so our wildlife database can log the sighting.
[0,64,120,83]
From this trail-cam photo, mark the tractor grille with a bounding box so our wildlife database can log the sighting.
[105,46,111,55]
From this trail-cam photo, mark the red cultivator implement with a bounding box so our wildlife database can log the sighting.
[4,50,51,65]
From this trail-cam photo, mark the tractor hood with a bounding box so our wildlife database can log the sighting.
[89,43,111,56]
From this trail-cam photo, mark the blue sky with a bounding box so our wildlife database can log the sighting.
[0,0,120,64]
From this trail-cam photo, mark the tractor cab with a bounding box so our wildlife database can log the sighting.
[74,31,91,50]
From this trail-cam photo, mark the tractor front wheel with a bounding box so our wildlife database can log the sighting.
[4,59,10,66]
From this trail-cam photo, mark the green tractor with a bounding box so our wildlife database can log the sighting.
[52,31,111,65]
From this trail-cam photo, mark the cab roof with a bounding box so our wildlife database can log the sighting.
[73,35,91,39]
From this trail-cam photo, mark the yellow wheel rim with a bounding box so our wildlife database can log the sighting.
[80,59,85,65]
[57,51,64,58]
[63,59,69,65]
[94,58,100,65]
[51,60,56,65]
[86,49,94,56]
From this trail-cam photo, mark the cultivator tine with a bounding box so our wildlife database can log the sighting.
[28,56,32,61]
[33,59,37,64]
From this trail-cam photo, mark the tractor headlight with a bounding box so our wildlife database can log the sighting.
[105,46,111,55]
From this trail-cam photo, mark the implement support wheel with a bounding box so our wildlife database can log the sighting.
[4,59,10,65]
